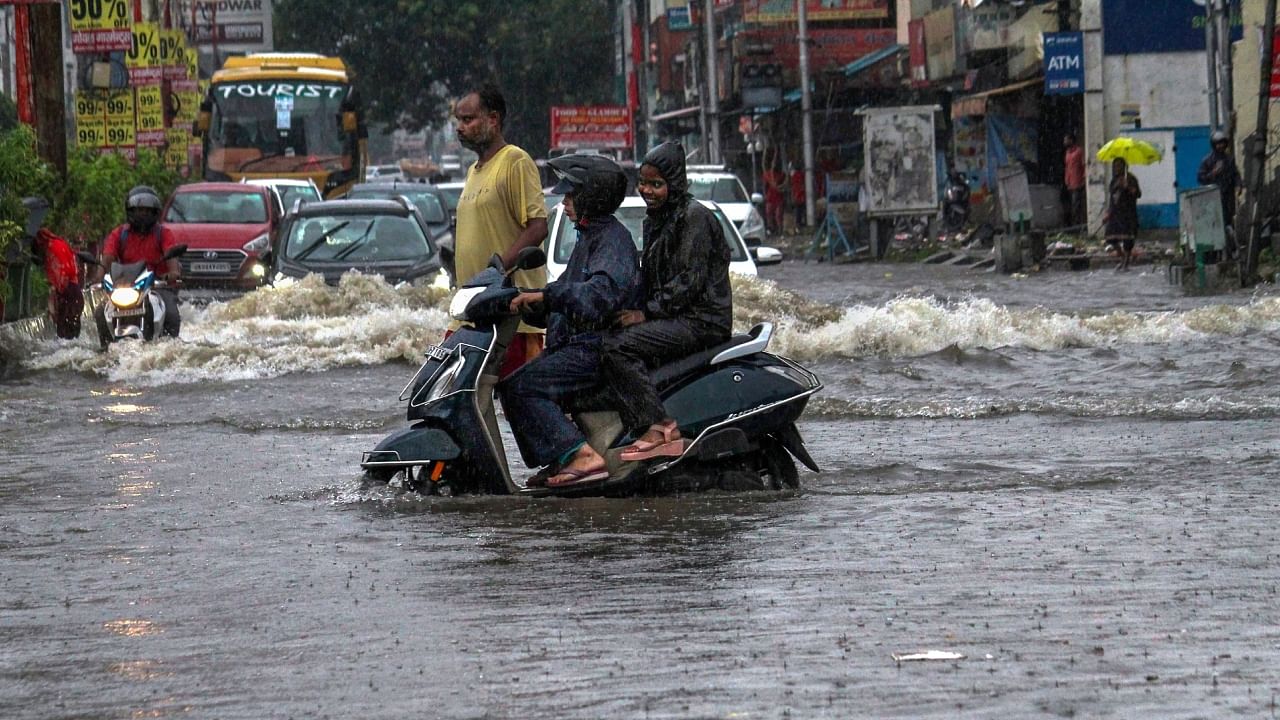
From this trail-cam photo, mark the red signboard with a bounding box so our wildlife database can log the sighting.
[737,27,896,72]
[1272,27,1280,99]
[550,106,634,150]
[743,0,890,23]
[909,18,927,88]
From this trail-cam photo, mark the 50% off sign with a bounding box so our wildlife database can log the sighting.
[69,0,132,54]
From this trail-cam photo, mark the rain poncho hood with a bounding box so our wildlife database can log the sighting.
[638,142,732,336]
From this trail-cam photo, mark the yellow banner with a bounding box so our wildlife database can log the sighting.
[135,86,164,132]
[165,129,191,169]
[68,0,130,33]
[74,93,107,149]
[104,91,136,148]
[127,22,163,85]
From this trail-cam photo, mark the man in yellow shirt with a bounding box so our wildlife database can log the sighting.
[452,85,549,377]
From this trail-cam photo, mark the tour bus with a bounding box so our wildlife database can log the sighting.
[195,53,368,198]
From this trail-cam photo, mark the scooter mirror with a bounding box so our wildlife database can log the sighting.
[514,246,546,270]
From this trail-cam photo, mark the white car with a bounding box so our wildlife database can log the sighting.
[686,167,767,247]
[544,195,758,283]
[241,177,322,213]
[365,164,405,183]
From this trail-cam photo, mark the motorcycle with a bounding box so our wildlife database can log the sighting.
[362,247,823,497]
[943,172,971,232]
[77,245,186,347]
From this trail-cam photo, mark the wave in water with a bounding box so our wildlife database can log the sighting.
[807,393,1280,420]
[5,273,1279,385]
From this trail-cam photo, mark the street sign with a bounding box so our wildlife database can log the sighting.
[550,106,633,150]
[1043,32,1084,95]
[667,6,690,30]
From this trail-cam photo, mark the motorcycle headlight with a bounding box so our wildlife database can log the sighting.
[242,233,269,254]
[110,287,141,308]
[740,207,765,238]
[448,287,486,320]
[422,352,468,405]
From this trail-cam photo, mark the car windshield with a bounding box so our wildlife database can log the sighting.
[283,213,431,262]
[689,176,748,204]
[347,188,447,223]
[435,185,463,210]
[166,191,268,224]
[551,204,747,264]
[278,184,320,207]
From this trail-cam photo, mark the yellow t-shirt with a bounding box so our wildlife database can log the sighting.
[452,144,548,332]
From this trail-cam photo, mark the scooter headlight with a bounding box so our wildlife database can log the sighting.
[448,287,486,320]
[110,287,141,308]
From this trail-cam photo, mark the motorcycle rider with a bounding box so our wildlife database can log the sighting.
[91,185,182,348]
[499,154,641,489]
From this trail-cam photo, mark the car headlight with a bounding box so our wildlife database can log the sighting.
[110,287,141,308]
[242,233,269,254]
[448,286,486,320]
[740,207,765,238]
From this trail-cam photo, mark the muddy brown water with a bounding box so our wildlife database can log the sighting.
[2,262,1279,719]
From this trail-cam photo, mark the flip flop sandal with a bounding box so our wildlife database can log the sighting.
[620,438,687,462]
[525,464,559,489]
[546,466,610,489]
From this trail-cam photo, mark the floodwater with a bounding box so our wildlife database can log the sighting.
[2,261,1279,719]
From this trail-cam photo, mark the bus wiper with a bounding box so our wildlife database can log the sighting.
[240,151,288,172]
[294,221,350,261]
[333,222,376,261]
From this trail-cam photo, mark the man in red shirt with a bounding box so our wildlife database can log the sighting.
[31,228,84,339]
[1063,133,1086,228]
[91,186,182,347]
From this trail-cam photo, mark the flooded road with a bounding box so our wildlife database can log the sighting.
[3,263,1279,718]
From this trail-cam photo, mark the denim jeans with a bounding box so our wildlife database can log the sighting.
[498,341,602,469]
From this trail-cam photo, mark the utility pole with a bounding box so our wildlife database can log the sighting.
[1216,0,1233,132]
[1242,0,1277,284]
[704,0,720,164]
[17,1,67,176]
[1206,0,1220,130]
[797,0,816,227]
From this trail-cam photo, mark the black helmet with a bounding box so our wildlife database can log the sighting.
[548,154,627,220]
[125,185,162,234]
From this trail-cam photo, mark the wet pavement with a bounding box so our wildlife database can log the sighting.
[2,261,1279,718]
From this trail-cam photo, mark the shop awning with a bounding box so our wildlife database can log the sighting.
[842,44,905,77]
[650,106,701,123]
[950,77,1043,118]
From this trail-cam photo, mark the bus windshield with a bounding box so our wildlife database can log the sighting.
[207,81,350,175]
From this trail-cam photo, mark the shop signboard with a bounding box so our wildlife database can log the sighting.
[1102,0,1241,56]
[1043,32,1084,95]
[908,18,927,88]
[736,27,896,72]
[923,5,956,82]
[550,106,633,150]
[68,0,132,53]
[744,0,890,23]
[175,0,274,54]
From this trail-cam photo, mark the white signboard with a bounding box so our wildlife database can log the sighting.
[860,105,939,217]
[175,0,274,55]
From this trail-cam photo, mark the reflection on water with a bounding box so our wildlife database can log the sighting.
[103,619,161,637]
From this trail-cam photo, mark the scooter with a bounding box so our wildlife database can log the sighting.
[362,248,823,497]
[943,171,971,232]
[78,245,186,348]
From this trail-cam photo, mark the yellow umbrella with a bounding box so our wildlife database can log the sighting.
[1096,137,1162,165]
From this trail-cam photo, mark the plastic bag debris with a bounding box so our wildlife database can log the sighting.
[892,650,966,662]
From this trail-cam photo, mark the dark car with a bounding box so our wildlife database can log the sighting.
[344,181,453,243]
[271,198,443,286]
[163,182,282,290]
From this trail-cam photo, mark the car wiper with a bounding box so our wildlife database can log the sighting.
[333,222,377,261]
[294,221,350,261]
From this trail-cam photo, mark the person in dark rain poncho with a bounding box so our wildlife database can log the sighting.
[499,155,640,489]
[604,141,733,462]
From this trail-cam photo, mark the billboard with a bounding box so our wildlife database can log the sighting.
[175,0,274,54]
[1102,0,1241,56]
[1043,32,1084,95]
[743,0,890,24]
[550,106,634,150]
[736,27,896,72]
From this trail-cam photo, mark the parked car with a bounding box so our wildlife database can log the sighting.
[242,177,322,211]
[544,196,770,283]
[686,166,767,247]
[344,181,452,242]
[271,197,442,286]
[162,182,281,289]
[432,180,465,225]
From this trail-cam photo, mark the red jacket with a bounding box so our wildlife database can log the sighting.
[102,224,178,274]
[36,229,79,291]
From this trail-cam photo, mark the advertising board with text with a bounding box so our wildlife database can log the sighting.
[743,0,889,23]
[550,106,633,150]
[68,0,132,53]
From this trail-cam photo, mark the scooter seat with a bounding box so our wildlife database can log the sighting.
[649,332,754,391]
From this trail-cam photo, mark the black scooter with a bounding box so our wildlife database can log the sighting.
[362,248,823,497]
[943,171,971,232]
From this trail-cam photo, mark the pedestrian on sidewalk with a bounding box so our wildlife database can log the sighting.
[31,228,83,339]
[762,161,785,236]
[789,162,806,230]
[1063,133,1085,228]
[1103,158,1141,271]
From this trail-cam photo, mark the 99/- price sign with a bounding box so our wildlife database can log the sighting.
[136,86,166,147]
[69,0,132,54]
[74,93,107,149]
[104,92,136,149]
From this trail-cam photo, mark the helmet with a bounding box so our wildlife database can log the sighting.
[125,185,162,234]
[1211,130,1229,144]
[547,154,627,220]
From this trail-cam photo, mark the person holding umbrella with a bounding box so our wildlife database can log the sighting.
[1103,158,1141,271]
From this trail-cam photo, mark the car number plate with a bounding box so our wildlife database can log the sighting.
[190,262,231,273]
